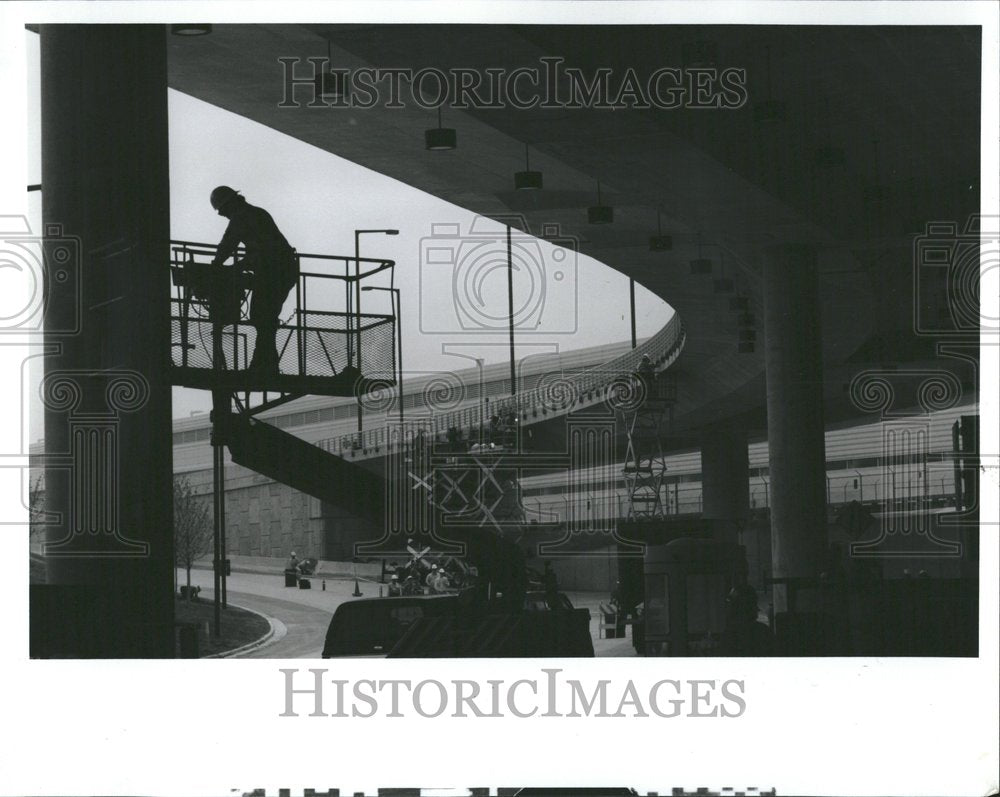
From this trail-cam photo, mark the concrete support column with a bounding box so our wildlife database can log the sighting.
[762,244,828,611]
[701,425,750,526]
[39,25,173,656]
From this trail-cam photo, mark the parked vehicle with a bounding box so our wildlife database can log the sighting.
[322,595,458,657]
[322,590,584,657]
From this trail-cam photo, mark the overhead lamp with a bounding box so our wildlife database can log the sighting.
[425,107,457,151]
[713,250,734,294]
[753,99,786,124]
[863,140,888,217]
[753,46,786,124]
[649,208,672,251]
[863,184,888,205]
[813,94,845,168]
[587,181,613,225]
[170,24,212,36]
[514,143,543,190]
[813,146,845,169]
[682,40,718,69]
[689,235,712,275]
[315,39,346,101]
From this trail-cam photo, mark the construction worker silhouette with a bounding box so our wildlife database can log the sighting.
[210,186,298,375]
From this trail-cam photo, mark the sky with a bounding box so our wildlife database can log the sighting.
[23,30,671,439]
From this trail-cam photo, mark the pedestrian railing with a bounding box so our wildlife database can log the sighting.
[316,312,686,460]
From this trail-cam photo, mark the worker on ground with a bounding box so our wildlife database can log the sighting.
[209,186,299,376]
[425,564,439,593]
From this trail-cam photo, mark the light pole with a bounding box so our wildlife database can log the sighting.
[629,277,637,349]
[475,358,485,447]
[362,285,403,423]
[354,229,398,435]
[506,225,517,396]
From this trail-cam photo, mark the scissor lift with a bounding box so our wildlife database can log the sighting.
[167,240,399,635]
[618,375,677,520]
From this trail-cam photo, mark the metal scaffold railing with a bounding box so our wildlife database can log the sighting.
[168,240,398,399]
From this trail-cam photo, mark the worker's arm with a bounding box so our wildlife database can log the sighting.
[211,221,241,266]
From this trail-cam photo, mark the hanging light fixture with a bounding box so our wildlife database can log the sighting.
[863,138,887,207]
[737,294,757,352]
[587,181,613,224]
[514,143,543,190]
[425,106,457,150]
[170,24,212,36]
[813,91,845,168]
[682,40,719,69]
[315,38,346,101]
[753,45,786,124]
[814,145,846,168]
[689,234,712,274]
[649,208,672,251]
[713,249,734,294]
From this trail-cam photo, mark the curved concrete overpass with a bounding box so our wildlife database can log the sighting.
[167,23,979,441]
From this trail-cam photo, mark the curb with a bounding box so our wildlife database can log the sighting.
[203,601,284,659]
[191,563,379,581]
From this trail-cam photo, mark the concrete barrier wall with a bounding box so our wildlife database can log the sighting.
[180,465,326,561]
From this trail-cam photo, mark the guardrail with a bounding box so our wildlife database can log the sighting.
[317,313,686,460]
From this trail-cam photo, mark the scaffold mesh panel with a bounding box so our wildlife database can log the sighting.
[170,307,253,372]
[170,301,395,379]
[291,310,395,378]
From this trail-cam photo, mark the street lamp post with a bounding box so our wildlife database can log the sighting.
[629,277,637,349]
[353,229,398,435]
[475,358,485,447]
[362,285,403,423]
[506,225,517,396]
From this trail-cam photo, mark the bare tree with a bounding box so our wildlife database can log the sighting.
[28,474,45,542]
[174,476,212,596]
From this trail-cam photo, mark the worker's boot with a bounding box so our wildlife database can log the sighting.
[248,322,280,377]
[247,346,279,378]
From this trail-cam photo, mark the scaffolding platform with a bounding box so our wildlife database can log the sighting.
[167,364,384,397]
[168,240,398,399]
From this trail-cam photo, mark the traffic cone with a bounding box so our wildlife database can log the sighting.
[352,578,363,597]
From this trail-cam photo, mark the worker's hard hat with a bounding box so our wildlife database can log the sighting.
[210,185,241,212]
[290,551,296,557]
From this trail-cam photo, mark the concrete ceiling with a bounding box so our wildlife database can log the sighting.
[167,24,981,438]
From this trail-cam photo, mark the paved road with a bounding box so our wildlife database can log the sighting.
[222,590,331,658]
[179,567,635,657]
[179,568,371,658]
